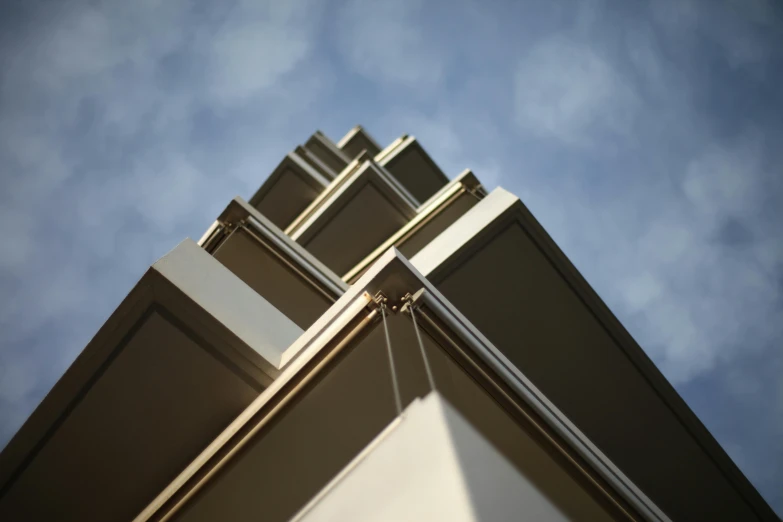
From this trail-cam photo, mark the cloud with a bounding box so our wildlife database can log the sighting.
[652,0,780,70]
[207,2,318,104]
[682,134,764,219]
[513,36,637,147]
[335,0,444,90]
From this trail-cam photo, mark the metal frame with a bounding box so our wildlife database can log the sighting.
[404,288,669,522]
[295,145,338,181]
[288,160,418,246]
[284,151,372,236]
[375,135,450,202]
[133,248,668,522]
[415,167,487,208]
[248,152,328,215]
[304,131,350,174]
[0,238,312,520]
[336,125,382,154]
[200,197,348,303]
[342,169,485,283]
[133,251,420,522]
[337,125,382,151]
[134,289,378,522]
[373,134,407,163]
[410,187,779,522]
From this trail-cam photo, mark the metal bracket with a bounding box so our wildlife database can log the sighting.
[223,220,239,234]
[373,291,391,312]
[372,290,413,314]
[398,292,416,315]
[468,183,487,199]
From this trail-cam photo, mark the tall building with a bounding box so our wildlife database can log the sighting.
[0,126,777,521]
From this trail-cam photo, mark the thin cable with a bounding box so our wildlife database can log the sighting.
[410,304,436,391]
[380,302,403,415]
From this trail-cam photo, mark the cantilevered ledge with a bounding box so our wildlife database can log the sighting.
[343,169,485,283]
[134,248,666,522]
[0,239,303,522]
[375,135,450,204]
[248,151,329,230]
[303,130,350,175]
[200,197,347,329]
[287,160,418,276]
[293,392,615,522]
[411,187,778,522]
[336,125,382,160]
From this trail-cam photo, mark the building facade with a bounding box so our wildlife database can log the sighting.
[0,126,777,521]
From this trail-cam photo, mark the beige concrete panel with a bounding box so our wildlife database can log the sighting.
[379,137,449,204]
[295,393,613,522]
[301,184,412,275]
[155,239,302,369]
[410,186,517,276]
[337,125,381,160]
[304,132,349,174]
[399,192,479,258]
[173,322,399,522]
[253,166,325,230]
[429,221,760,521]
[385,315,619,521]
[171,310,617,522]
[295,145,339,180]
[0,311,258,522]
[212,229,332,329]
[208,197,348,301]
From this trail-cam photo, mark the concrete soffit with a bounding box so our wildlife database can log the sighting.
[290,392,524,522]
[201,197,348,301]
[312,130,351,164]
[288,160,418,245]
[133,247,667,522]
[377,135,447,179]
[0,238,308,521]
[409,187,778,522]
[375,135,450,203]
[342,169,486,283]
[248,152,328,209]
[409,186,518,279]
[304,131,351,173]
[336,125,382,153]
[152,239,303,372]
[284,152,373,237]
[291,391,633,522]
[416,168,484,211]
[295,145,339,181]
[336,125,363,149]
[373,134,408,164]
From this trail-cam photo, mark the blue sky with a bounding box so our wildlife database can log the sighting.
[0,0,781,515]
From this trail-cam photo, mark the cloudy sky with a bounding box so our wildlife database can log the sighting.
[0,0,781,515]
